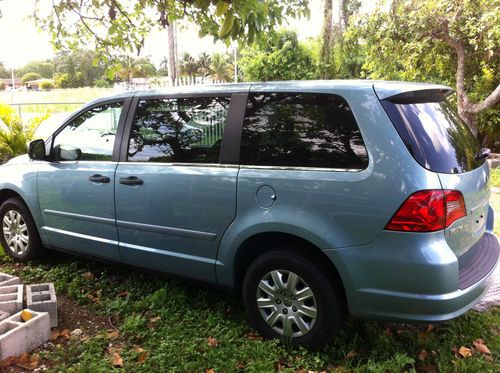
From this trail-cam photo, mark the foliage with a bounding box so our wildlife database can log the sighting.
[94,79,113,88]
[115,56,157,83]
[209,53,234,82]
[39,80,55,90]
[0,81,5,91]
[0,104,45,162]
[34,1,310,61]
[0,62,10,78]
[21,72,42,85]
[15,60,55,79]
[492,168,500,189]
[346,0,499,147]
[179,53,200,77]
[240,30,316,81]
[53,50,107,88]
[1,249,499,371]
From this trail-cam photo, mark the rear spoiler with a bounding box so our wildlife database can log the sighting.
[384,89,454,104]
[374,82,454,103]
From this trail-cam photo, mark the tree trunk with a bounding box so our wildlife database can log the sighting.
[339,0,345,31]
[167,22,177,86]
[319,0,333,79]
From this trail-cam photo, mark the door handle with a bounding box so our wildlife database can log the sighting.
[119,176,144,186]
[88,174,110,183]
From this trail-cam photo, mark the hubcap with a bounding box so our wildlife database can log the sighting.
[256,269,317,338]
[2,210,29,255]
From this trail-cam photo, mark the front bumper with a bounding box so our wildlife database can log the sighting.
[325,231,499,322]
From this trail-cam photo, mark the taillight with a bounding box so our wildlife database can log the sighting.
[385,190,466,232]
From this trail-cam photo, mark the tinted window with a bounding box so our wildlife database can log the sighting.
[382,100,483,174]
[53,102,122,161]
[240,93,368,169]
[128,96,230,163]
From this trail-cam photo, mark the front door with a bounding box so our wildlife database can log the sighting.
[115,95,238,282]
[37,101,126,260]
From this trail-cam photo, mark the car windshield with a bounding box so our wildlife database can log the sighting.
[33,113,72,140]
[382,99,483,174]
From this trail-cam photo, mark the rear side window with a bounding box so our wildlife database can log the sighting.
[240,93,368,169]
[128,96,230,163]
[382,100,483,174]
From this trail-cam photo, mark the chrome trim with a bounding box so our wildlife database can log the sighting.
[116,220,217,241]
[43,210,116,225]
[239,165,363,172]
[119,162,239,168]
[120,241,221,265]
[41,226,119,245]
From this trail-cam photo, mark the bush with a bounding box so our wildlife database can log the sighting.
[0,81,5,91]
[40,80,55,90]
[94,79,112,88]
[54,73,70,88]
[21,72,42,85]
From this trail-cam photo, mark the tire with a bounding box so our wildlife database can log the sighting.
[0,197,43,262]
[242,247,345,349]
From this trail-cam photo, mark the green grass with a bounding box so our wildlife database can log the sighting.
[492,168,500,189]
[0,88,115,115]
[0,249,498,372]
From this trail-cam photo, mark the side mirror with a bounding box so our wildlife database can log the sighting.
[28,139,47,161]
[53,144,82,161]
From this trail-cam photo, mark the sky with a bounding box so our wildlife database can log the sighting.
[0,0,377,68]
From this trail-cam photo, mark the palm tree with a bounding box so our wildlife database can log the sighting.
[209,53,233,82]
[179,53,199,77]
[197,52,211,77]
[115,56,144,84]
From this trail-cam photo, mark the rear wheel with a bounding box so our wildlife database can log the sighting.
[242,248,345,349]
[0,197,43,262]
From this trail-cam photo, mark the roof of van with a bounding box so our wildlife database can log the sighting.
[88,80,453,105]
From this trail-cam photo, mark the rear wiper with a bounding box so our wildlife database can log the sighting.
[474,148,491,161]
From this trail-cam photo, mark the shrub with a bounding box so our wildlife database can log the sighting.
[0,81,5,91]
[40,80,55,90]
[94,79,112,88]
[21,72,42,85]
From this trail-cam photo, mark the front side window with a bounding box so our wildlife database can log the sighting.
[240,93,368,169]
[128,96,230,163]
[53,102,122,161]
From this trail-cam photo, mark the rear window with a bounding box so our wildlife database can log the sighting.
[240,92,368,169]
[382,100,483,174]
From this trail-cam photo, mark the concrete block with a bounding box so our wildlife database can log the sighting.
[0,309,50,360]
[26,283,58,327]
[0,311,9,322]
[0,285,23,315]
[0,272,20,287]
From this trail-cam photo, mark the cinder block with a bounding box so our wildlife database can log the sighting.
[0,285,23,315]
[26,283,58,327]
[0,309,50,360]
[0,272,20,287]
[0,311,9,322]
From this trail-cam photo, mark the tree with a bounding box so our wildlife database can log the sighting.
[179,53,199,77]
[348,0,499,143]
[53,50,107,87]
[197,52,212,77]
[0,62,9,79]
[209,53,233,82]
[319,0,334,78]
[240,30,316,81]
[16,61,54,79]
[158,56,169,77]
[21,72,42,85]
[34,1,310,57]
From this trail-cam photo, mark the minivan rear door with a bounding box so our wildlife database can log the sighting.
[377,86,490,257]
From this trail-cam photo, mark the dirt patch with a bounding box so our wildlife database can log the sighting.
[1,295,110,372]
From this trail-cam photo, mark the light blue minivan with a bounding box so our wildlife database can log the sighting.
[0,80,498,348]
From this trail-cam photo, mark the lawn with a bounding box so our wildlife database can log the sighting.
[0,173,498,372]
[0,88,116,117]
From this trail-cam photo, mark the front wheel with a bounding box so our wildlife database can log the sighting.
[0,197,43,262]
[242,248,345,349]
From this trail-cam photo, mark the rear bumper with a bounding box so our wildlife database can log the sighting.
[325,232,499,322]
